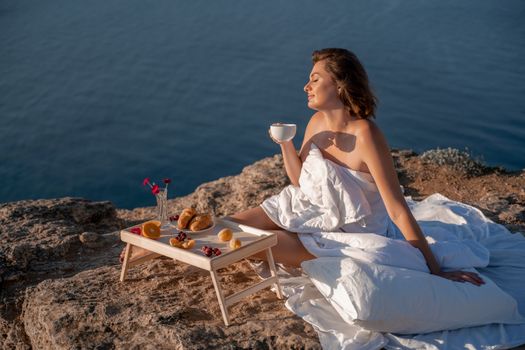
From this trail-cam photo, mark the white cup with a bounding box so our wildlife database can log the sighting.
[270,123,297,142]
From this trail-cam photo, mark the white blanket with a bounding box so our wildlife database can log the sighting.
[279,194,525,349]
[261,144,373,233]
[298,231,490,272]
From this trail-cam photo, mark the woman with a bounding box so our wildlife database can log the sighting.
[230,48,484,285]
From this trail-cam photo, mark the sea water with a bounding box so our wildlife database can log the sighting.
[1,0,524,208]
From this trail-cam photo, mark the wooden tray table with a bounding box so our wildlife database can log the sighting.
[119,217,283,326]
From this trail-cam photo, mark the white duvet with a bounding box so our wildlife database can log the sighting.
[261,144,383,234]
[278,194,525,349]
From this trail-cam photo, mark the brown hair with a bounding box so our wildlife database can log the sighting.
[312,48,377,119]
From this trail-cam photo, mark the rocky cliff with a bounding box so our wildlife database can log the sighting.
[1,150,524,349]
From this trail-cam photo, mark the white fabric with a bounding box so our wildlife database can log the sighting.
[297,231,489,273]
[258,145,525,348]
[279,194,525,349]
[302,257,524,334]
[261,144,390,234]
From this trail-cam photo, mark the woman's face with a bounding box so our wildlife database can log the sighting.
[304,60,343,111]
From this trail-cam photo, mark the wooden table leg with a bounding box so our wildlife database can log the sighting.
[210,269,230,326]
[265,248,283,299]
[120,243,132,282]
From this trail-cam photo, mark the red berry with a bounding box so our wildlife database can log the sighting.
[215,250,222,256]
[174,214,180,221]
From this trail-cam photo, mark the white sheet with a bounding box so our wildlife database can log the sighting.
[297,231,490,273]
[261,144,373,233]
[302,258,523,334]
[280,193,525,349]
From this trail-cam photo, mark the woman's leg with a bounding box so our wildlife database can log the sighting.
[255,229,316,267]
[229,207,316,267]
[228,206,281,231]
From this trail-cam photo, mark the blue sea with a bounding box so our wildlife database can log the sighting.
[1,0,524,209]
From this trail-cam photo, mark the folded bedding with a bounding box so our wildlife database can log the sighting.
[298,231,490,272]
[281,194,525,349]
[302,257,524,334]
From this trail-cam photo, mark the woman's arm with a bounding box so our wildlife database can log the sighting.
[358,122,484,285]
[271,113,320,186]
[279,141,302,186]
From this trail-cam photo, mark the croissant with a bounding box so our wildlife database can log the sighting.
[189,213,213,231]
[177,208,196,229]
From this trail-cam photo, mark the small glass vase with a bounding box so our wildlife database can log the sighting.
[155,188,169,228]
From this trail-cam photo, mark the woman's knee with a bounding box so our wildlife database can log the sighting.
[259,230,316,267]
[229,206,279,231]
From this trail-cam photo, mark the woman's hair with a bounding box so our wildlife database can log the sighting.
[312,48,377,119]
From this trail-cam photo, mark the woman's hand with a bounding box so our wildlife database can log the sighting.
[434,270,485,286]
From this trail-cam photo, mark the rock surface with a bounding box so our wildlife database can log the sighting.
[0,198,125,349]
[1,150,524,349]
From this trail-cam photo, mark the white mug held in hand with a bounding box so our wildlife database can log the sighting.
[269,123,297,143]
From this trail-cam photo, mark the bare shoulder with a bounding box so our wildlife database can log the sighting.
[307,112,324,130]
[300,112,324,159]
[303,112,324,138]
[354,119,386,144]
[353,118,380,134]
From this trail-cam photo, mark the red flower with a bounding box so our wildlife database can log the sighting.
[163,178,172,184]
[151,184,160,195]
[130,227,142,235]
[143,178,151,187]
